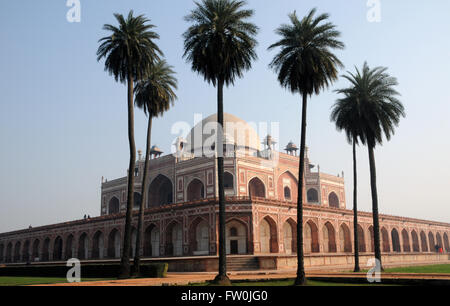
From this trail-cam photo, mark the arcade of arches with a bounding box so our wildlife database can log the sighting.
[2,211,449,264]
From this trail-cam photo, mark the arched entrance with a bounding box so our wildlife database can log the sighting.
[22,241,30,262]
[259,216,278,253]
[148,175,173,207]
[226,220,247,255]
[92,231,104,259]
[420,231,428,252]
[65,235,74,259]
[368,226,375,252]
[32,239,40,261]
[14,242,21,262]
[401,229,411,252]
[107,229,121,258]
[357,225,366,252]
[381,227,390,252]
[133,192,142,209]
[53,236,63,261]
[391,229,401,252]
[277,172,297,202]
[0,244,3,263]
[307,188,319,203]
[436,233,443,249]
[5,243,12,263]
[108,197,120,214]
[249,177,265,198]
[144,224,160,257]
[166,222,183,256]
[78,233,88,260]
[444,233,450,252]
[323,222,337,253]
[186,179,205,202]
[411,230,420,252]
[305,220,319,253]
[42,238,50,261]
[339,224,352,253]
[328,192,339,208]
[428,232,436,252]
[189,218,210,255]
[283,219,296,254]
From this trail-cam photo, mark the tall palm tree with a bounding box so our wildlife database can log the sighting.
[335,62,405,270]
[133,60,178,275]
[97,11,162,278]
[183,0,258,285]
[268,9,344,285]
[330,86,366,272]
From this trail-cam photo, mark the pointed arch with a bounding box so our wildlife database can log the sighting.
[65,234,74,260]
[283,218,297,254]
[78,233,89,260]
[328,192,339,208]
[307,188,319,203]
[224,171,234,189]
[304,220,320,253]
[53,236,63,261]
[148,174,173,207]
[226,218,248,255]
[249,177,265,198]
[13,241,21,262]
[22,240,30,262]
[323,222,337,253]
[357,224,366,252]
[5,242,13,263]
[165,221,183,256]
[108,197,120,214]
[339,223,352,253]
[92,231,105,259]
[42,238,50,261]
[428,232,436,252]
[107,228,121,258]
[391,228,401,252]
[277,171,298,202]
[381,227,390,252]
[401,229,411,252]
[259,216,278,253]
[444,233,450,253]
[144,224,160,257]
[436,233,443,249]
[420,231,428,252]
[189,217,210,255]
[32,239,40,261]
[411,230,420,252]
[0,243,3,263]
[186,178,205,202]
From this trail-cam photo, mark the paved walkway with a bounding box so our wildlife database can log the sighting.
[35,269,450,286]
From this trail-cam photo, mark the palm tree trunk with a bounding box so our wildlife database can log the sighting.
[213,77,231,285]
[352,138,360,272]
[294,92,308,286]
[133,115,153,275]
[119,70,136,279]
[368,144,383,271]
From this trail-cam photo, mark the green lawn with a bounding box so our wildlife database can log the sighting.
[0,277,110,286]
[383,264,450,274]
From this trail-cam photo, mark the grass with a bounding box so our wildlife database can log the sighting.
[0,277,110,286]
[383,264,450,274]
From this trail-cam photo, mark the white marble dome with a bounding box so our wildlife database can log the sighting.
[185,113,261,153]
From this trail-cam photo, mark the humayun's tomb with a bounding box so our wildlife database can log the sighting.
[1,113,449,271]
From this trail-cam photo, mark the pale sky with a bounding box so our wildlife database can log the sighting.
[0,0,449,232]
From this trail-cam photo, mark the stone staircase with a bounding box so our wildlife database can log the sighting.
[227,256,259,271]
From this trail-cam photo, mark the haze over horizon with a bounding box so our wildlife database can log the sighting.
[0,0,449,233]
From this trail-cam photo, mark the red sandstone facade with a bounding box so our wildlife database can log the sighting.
[0,114,449,269]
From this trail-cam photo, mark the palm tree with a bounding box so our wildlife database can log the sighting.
[268,9,344,285]
[133,60,178,275]
[330,85,366,272]
[97,11,162,278]
[334,62,405,270]
[183,0,258,285]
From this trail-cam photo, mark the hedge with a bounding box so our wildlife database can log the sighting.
[0,263,168,278]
